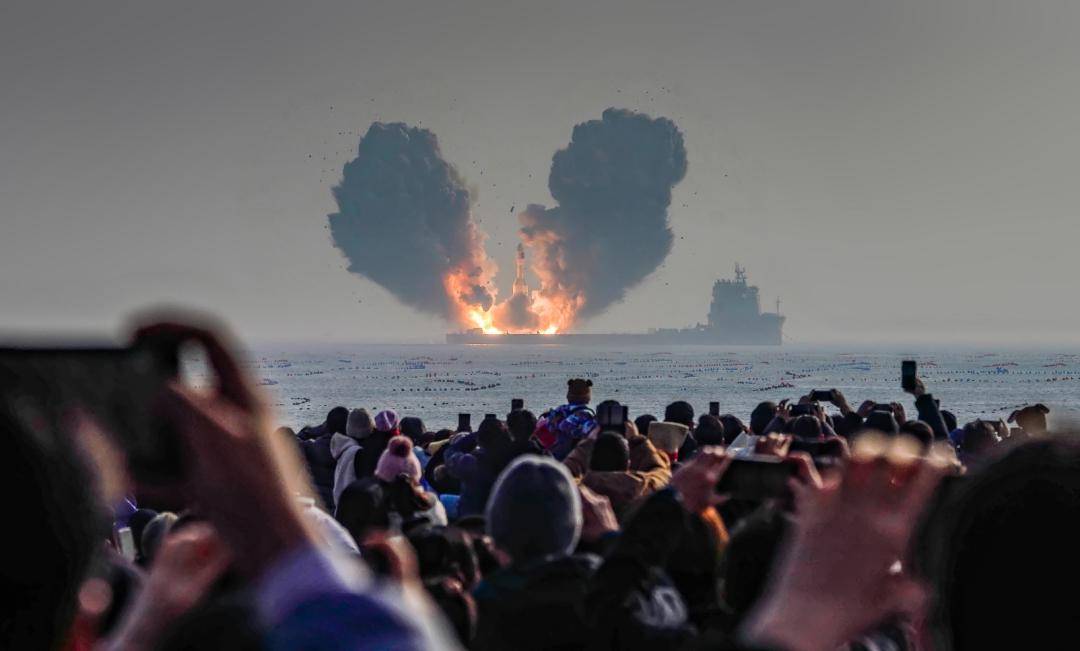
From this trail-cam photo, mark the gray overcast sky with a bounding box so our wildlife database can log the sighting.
[3,0,1080,345]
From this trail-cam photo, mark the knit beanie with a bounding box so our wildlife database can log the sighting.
[346,408,374,439]
[486,456,582,563]
[648,421,690,455]
[374,436,422,483]
[375,409,399,433]
[566,378,593,405]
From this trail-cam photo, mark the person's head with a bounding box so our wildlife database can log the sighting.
[326,406,350,435]
[750,401,778,435]
[477,416,512,453]
[346,408,374,439]
[634,414,657,438]
[590,432,631,472]
[374,409,399,434]
[140,511,179,566]
[334,477,389,542]
[695,414,726,446]
[375,436,422,484]
[400,416,426,442]
[506,409,537,444]
[917,439,1080,650]
[863,410,900,436]
[960,420,999,461]
[566,378,593,405]
[664,401,695,429]
[719,414,748,445]
[1009,404,1050,435]
[941,409,958,432]
[485,456,582,564]
[900,420,934,450]
[791,414,824,441]
[406,526,480,588]
[722,507,791,618]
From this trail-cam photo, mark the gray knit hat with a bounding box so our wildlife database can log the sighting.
[485,456,582,563]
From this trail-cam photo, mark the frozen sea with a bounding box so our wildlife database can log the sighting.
[240,344,1080,432]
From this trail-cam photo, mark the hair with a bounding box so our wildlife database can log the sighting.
[960,420,999,460]
[406,526,480,588]
[634,414,657,438]
[791,414,824,441]
[400,416,426,442]
[590,432,631,472]
[664,401,695,428]
[722,507,791,618]
[477,416,510,450]
[695,414,726,446]
[423,577,477,646]
[916,439,1080,650]
[385,474,435,518]
[900,420,934,449]
[506,409,537,443]
[719,415,747,445]
[863,410,900,436]
[750,402,778,435]
[326,406,350,435]
[334,477,389,543]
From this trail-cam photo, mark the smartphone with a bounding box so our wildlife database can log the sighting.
[902,360,917,391]
[457,413,472,432]
[484,413,497,420]
[709,401,720,417]
[809,389,834,402]
[511,398,524,411]
[116,527,137,561]
[715,455,800,501]
[0,340,182,483]
[596,401,626,435]
[790,403,816,417]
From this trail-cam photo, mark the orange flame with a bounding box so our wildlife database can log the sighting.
[445,256,582,335]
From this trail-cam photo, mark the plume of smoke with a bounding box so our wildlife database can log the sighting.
[520,108,687,321]
[328,122,495,318]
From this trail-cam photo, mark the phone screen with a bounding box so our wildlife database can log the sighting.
[511,398,524,411]
[902,360,917,391]
[0,343,181,482]
[457,413,471,432]
[715,455,799,501]
[709,401,720,416]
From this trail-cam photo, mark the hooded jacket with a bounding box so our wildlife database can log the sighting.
[564,436,673,519]
[473,554,601,651]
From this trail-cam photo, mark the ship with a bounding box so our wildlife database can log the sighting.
[447,263,785,345]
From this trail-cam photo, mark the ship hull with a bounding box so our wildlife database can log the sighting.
[446,324,782,346]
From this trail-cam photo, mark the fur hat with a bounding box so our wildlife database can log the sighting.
[374,436,422,483]
[375,409,400,433]
[486,456,582,562]
[566,378,593,404]
[346,408,374,439]
[648,421,690,455]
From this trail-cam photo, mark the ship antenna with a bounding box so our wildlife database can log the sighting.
[776,297,781,314]
[734,263,746,284]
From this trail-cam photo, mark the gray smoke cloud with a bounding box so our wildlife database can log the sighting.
[520,108,688,320]
[328,122,494,318]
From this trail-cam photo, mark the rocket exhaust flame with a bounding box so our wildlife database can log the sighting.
[330,109,686,335]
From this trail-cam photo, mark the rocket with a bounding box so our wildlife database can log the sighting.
[512,243,529,297]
